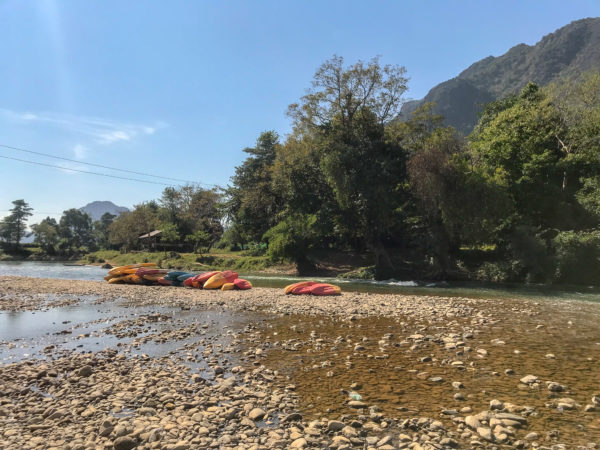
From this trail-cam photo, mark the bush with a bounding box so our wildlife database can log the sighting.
[263,214,316,264]
[338,266,376,280]
[552,230,600,285]
[508,226,551,283]
[475,261,517,283]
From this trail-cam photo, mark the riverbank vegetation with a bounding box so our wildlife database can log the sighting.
[2,58,599,284]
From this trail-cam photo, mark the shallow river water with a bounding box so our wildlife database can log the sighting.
[1,263,600,446]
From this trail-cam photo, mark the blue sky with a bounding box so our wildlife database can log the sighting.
[1,0,599,226]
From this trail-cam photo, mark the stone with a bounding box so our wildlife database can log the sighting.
[248,408,266,421]
[341,426,357,438]
[290,438,307,448]
[520,375,539,384]
[77,365,93,377]
[327,420,345,432]
[332,435,351,445]
[113,436,137,450]
[465,416,481,429]
[476,427,493,442]
[524,432,539,441]
[348,400,367,408]
[490,399,503,410]
[546,382,566,392]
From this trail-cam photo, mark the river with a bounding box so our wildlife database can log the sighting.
[1,260,600,303]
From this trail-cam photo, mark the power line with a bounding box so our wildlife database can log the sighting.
[0,154,175,186]
[0,143,215,186]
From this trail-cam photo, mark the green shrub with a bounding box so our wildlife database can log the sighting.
[263,214,316,263]
[552,230,600,285]
[338,266,376,280]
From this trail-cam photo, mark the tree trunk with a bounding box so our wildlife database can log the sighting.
[369,239,395,280]
[431,221,451,278]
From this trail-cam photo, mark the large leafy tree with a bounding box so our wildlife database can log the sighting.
[93,212,116,250]
[0,199,33,249]
[31,217,59,254]
[226,131,284,243]
[285,56,409,278]
[58,209,95,250]
[470,82,572,230]
[108,202,160,251]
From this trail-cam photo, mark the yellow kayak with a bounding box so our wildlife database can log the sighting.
[108,275,129,283]
[108,263,157,276]
[221,283,235,291]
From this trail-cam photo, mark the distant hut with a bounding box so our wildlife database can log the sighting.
[138,230,162,251]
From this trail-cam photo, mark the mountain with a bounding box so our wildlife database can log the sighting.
[80,201,129,222]
[401,17,600,135]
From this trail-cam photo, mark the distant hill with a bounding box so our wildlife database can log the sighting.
[80,201,129,222]
[401,17,600,134]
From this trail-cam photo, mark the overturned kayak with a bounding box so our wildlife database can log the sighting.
[284,281,317,294]
[203,271,239,289]
[108,263,157,276]
[233,278,252,290]
[310,283,341,296]
[284,281,341,296]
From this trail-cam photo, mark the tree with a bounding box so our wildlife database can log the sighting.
[408,128,510,275]
[160,222,180,248]
[0,200,33,249]
[93,212,116,249]
[108,202,160,251]
[31,217,59,254]
[288,55,408,130]
[469,82,571,230]
[58,209,95,251]
[225,131,284,242]
[186,230,211,253]
[285,56,410,278]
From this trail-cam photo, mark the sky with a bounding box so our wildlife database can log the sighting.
[1,0,599,226]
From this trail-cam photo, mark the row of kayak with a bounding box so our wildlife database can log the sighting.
[104,263,342,295]
[104,264,252,290]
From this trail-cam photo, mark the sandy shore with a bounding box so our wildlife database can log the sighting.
[1,276,599,449]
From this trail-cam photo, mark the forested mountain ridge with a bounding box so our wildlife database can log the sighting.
[401,17,600,134]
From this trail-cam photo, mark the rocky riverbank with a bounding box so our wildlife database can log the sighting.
[0,276,599,449]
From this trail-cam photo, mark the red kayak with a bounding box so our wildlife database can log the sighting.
[157,277,173,286]
[136,268,167,276]
[183,277,195,287]
[291,284,315,295]
[233,278,252,290]
[222,270,239,283]
[193,271,220,287]
[310,283,342,296]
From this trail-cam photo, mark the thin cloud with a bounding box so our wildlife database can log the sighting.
[72,144,87,160]
[0,108,167,145]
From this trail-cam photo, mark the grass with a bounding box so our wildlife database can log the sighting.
[81,249,279,274]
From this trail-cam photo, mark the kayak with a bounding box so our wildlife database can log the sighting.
[310,283,342,296]
[176,273,194,282]
[291,284,315,295]
[233,278,252,290]
[203,270,239,289]
[284,281,341,295]
[108,263,157,276]
[221,283,235,291]
[191,271,219,288]
[284,281,317,294]
[164,271,188,281]
[135,268,167,276]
